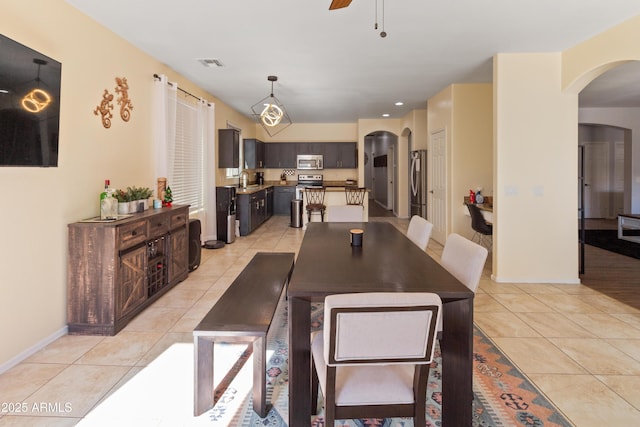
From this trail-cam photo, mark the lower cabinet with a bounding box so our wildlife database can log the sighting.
[274,186,296,215]
[67,205,189,335]
[237,187,274,235]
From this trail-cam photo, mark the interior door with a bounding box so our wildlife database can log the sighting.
[583,142,609,218]
[430,129,447,244]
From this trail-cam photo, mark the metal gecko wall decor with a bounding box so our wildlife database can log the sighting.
[94,77,134,129]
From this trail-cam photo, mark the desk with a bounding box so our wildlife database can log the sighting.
[287,222,474,426]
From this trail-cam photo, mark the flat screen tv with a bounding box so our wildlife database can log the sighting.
[0,34,61,167]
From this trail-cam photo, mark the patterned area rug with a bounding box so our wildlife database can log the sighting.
[208,299,573,427]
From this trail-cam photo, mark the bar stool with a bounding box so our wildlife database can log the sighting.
[304,187,326,222]
[345,187,367,205]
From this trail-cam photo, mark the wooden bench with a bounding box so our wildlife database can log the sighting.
[193,252,295,417]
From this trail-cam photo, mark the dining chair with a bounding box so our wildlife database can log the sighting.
[466,203,492,248]
[326,205,364,222]
[304,187,326,222]
[345,187,367,205]
[311,292,441,426]
[406,215,433,252]
[436,233,488,335]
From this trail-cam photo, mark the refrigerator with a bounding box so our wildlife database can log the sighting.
[410,150,427,218]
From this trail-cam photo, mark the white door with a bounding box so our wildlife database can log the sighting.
[430,129,447,244]
[583,142,609,218]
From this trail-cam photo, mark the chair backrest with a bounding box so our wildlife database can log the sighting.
[305,187,326,205]
[323,292,441,366]
[466,203,492,235]
[345,187,367,205]
[441,233,488,293]
[406,215,433,251]
[326,205,364,222]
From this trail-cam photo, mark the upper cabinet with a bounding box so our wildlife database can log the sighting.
[243,138,265,169]
[264,142,297,168]
[261,141,357,169]
[218,129,239,168]
[323,142,357,168]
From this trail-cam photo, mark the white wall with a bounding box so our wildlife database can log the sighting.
[579,108,640,212]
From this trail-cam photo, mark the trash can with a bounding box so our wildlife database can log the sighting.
[290,199,303,228]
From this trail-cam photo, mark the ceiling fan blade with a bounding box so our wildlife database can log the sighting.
[329,0,352,10]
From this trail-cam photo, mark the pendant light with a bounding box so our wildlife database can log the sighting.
[21,59,52,113]
[251,75,292,137]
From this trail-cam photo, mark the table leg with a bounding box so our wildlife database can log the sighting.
[194,336,214,416]
[440,297,473,426]
[288,296,311,426]
[253,336,268,417]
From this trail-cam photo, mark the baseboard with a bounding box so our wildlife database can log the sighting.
[0,326,68,375]
[491,274,581,284]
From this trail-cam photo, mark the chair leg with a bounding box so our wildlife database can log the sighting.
[311,362,319,415]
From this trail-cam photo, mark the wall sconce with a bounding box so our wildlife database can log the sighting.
[251,75,292,137]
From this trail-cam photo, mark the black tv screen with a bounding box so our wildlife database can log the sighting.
[0,34,61,167]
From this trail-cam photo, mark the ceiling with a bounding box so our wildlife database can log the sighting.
[65,0,640,123]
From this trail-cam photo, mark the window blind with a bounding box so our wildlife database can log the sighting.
[172,99,204,212]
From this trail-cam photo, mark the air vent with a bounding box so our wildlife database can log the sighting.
[198,58,224,68]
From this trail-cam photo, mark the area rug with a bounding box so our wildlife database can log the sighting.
[210,300,573,427]
[583,229,640,260]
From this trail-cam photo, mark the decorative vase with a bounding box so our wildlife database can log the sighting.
[118,202,130,215]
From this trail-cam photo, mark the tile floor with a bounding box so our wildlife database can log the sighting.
[1,215,640,426]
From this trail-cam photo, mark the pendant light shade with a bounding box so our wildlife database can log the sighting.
[251,76,291,137]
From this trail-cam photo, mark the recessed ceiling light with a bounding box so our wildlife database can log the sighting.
[382,113,390,118]
[395,101,404,106]
[197,58,224,68]
[0,89,9,94]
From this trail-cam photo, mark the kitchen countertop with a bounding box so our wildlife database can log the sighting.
[235,181,362,195]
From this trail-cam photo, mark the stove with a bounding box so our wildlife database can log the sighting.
[296,174,323,198]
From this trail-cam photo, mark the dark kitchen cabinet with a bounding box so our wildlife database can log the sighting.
[264,142,296,168]
[324,142,357,168]
[296,143,325,155]
[218,129,239,168]
[266,186,274,217]
[274,186,296,215]
[237,188,273,236]
[243,138,265,169]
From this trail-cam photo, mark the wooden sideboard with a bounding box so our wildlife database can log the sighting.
[67,205,189,335]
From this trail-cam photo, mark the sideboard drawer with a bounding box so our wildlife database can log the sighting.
[148,215,169,238]
[118,219,148,250]
[170,210,187,229]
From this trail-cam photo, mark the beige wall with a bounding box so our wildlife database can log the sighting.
[493,53,579,283]
[427,84,493,244]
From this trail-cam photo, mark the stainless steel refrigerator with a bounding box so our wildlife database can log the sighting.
[410,150,427,218]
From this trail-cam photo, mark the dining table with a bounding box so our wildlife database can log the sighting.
[287,221,474,426]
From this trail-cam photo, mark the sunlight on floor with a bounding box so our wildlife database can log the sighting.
[78,342,254,426]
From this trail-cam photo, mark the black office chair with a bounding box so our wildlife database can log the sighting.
[466,203,492,248]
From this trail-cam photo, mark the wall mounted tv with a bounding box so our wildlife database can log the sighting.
[0,34,61,167]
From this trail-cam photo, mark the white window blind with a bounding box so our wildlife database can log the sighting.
[172,99,204,212]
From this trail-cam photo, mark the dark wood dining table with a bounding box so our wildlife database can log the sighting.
[287,221,474,426]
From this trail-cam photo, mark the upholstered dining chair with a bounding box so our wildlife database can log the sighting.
[345,187,367,205]
[466,203,492,248]
[436,233,488,335]
[311,292,441,426]
[406,215,434,252]
[304,187,326,222]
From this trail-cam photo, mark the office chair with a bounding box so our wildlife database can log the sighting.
[466,203,492,248]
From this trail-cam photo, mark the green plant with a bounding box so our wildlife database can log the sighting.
[126,186,153,201]
[115,189,129,203]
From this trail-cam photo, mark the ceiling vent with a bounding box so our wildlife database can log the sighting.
[198,58,224,68]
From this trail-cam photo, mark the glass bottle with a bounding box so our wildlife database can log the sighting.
[100,179,118,220]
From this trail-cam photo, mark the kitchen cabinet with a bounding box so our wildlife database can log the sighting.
[218,129,239,168]
[266,186,274,217]
[264,142,296,168]
[237,188,273,235]
[67,205,189,335]
[243,138,265,169]
[323,142,357,168]
[274,186,296,215]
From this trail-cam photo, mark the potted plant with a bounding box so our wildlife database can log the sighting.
[116,189,130,215]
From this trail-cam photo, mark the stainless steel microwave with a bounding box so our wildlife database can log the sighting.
[297,154,323,170]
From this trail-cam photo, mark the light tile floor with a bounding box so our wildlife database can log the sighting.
[1,216,640,426]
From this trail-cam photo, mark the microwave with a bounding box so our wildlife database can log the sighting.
[297,154,323,170]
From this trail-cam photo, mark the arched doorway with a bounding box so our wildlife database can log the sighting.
[364,131,398,217]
